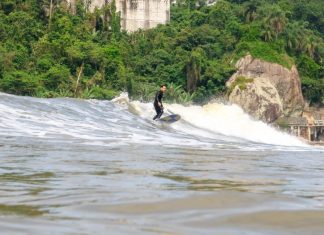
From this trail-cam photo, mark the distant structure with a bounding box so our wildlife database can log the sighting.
[117,0,170,32]
[68,0,170,32]
[277,109,324,144]
[206,0,217,6]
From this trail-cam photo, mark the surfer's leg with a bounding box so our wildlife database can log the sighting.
[153,105,161,120]
[157,109,163,119]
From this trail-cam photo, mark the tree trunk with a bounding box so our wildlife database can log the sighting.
[186,59,200,93]
[49,0,53,29]
[74,63,84,97]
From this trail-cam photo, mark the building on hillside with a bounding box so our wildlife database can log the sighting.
[67,0,170,32]
[206,0,217,6]
[117,0,170,32]
[277,110,324,144]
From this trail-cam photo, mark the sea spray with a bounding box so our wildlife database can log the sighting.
[117,92,306,147]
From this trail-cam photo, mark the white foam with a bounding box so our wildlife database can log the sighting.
[122,93,306,147]
[165,102,306,146]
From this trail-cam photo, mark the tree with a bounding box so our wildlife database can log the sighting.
[208,0,233,29]
[261,26,273,42]
[263,6,287,39]
[242,0,260,23]
[185,0,196,11]
[186,47,206,92]
[42,64,71,90]
[0,0,16,14]
[0,71,41,96]
[284,21,321,59]
[39,0,65,29]
[284,21,305,51]
[4,11,43,47]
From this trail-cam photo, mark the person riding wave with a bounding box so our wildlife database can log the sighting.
[153,84,167,120]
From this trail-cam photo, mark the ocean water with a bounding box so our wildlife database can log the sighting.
[0,92,323,235]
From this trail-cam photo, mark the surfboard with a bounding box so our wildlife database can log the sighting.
[158,114,181,124]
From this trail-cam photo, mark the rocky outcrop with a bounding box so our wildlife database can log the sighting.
[226,55,304,123]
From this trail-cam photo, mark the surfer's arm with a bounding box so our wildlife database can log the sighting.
[155,92,163,107]
[154,92,159,104]
[158,93,163,107]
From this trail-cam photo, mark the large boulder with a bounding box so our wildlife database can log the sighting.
[226,55,304,123]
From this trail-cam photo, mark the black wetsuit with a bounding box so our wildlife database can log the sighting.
[153,90,164,120]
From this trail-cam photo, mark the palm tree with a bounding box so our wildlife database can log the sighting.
[39,0,63,29]
[284,22,303,51]
[304,36,319,58]
[314,41,323,65]
[186,48,204,93]
[243,0,260,23]
[261,26,274,42]
[284,21,322,59]
[265,9,287,39]
[295,28,308,53]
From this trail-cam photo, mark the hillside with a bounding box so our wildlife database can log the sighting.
[0,0,323,104]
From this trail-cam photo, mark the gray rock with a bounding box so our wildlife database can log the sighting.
[226,55,304,123]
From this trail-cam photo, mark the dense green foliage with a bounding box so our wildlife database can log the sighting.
[0,0,323,104]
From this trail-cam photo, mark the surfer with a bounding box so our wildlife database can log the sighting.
[153,84,167,120]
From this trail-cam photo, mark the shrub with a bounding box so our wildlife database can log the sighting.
[0,71,41,96]
[42,65,71,90]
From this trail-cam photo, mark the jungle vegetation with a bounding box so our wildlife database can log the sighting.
[0,0,323,104]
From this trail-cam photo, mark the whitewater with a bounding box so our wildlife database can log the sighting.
[0,92,323,235]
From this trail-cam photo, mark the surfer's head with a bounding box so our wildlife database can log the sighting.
[160,84,167,93]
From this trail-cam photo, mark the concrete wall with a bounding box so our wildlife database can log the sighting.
[67,0,170,32]
[117,0,170,32]
[88,0,107,11]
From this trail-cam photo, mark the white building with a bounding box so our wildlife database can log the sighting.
[68,0,170,32]
[117,0,170,32]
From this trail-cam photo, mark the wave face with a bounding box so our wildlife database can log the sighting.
[0,92,306,149]
[1,92,324,235]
